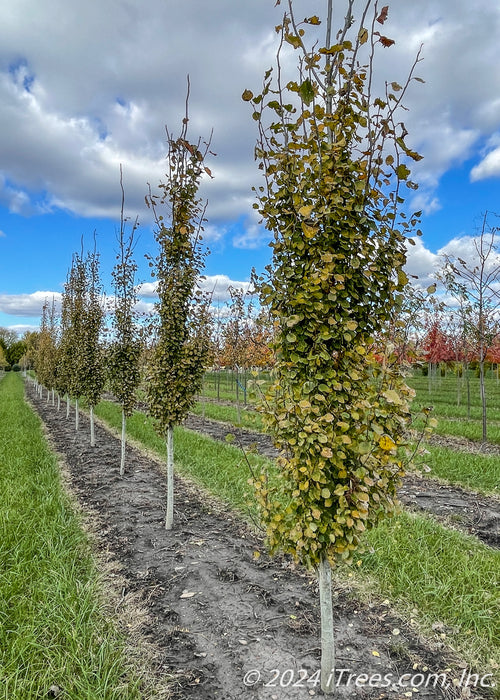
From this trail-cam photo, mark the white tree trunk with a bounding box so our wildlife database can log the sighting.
[318,557,335,694]
[165,425,174,529]
[120,409,126,476]
[90,405,95,447]
[66,395,70,419]
[75,398,79,432]
[57,394,61,411]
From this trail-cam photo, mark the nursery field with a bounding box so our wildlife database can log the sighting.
[1,370,499,698]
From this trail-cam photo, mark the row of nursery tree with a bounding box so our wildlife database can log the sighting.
[21,1,497,692]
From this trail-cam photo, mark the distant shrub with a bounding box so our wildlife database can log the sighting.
[12,364,21,372]
[4,365,11,372]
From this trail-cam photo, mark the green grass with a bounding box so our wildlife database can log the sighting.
[94,399,500,685]
[191,400,264,431]
[413,414,500,445]
[425,445,500,495]
[413,400,500,424]
[360,511,500,670]
[0,374,145,699]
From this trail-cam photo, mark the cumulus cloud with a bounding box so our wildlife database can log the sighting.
[438,233,500,271]
[137,274,252,304]
[405,237,439,288]
[0,0,498,240]
[470,147,500,181]
[0,291,62,317]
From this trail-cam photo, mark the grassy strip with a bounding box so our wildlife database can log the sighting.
[95,399,500,683]
[192,400,264,431]
[0,374,144,699]
[413,401,500,424]
[409,376,500,408]
[413,415,500,445]
[360,511,500,672]
[425,445,500,496]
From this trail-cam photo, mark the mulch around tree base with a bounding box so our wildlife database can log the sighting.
[27,386,493,699]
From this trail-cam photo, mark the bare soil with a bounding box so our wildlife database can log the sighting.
[184,415,500,550]
[26,385,495,699]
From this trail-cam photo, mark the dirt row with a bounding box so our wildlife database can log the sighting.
[27,384,495,699]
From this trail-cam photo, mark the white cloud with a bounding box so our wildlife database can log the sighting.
[405,238,439,288]
[3,324,39,336]
[438,232,500,271]
[470,146,500,181]
[233,223,270,251]
[0,291,62,317]
[0,0,498,240]
[137,274,252,303]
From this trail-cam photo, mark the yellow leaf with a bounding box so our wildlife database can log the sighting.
[383,389,402,404]
[301,221,318,238]
[298,204,313,217]
[372,650,380,657]
[379,435,396,451]
[358,27,369,44]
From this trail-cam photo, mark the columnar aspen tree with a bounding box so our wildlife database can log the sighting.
[222,287,249,421]
[244,2,422,692]
[35,297,58,401]
[109,166,142,474]
[146,109,213,529]
[80,244,106,447]
[58,267,77,419]
[61,253,87,430]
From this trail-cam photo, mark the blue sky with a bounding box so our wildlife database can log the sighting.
[1,0,500,334]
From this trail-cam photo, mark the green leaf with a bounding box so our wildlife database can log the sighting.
[395,164,411,180]
[298,79,315,105]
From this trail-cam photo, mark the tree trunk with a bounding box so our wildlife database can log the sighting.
[201,375,206,420]
[480,359,487,442]
[90,405,95,447]
[66,395,70,419]
[165,424,174,530]
[318,557,335,694]
[57,394,61,411]
[236,366,241,424]
[120,409,126,476]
